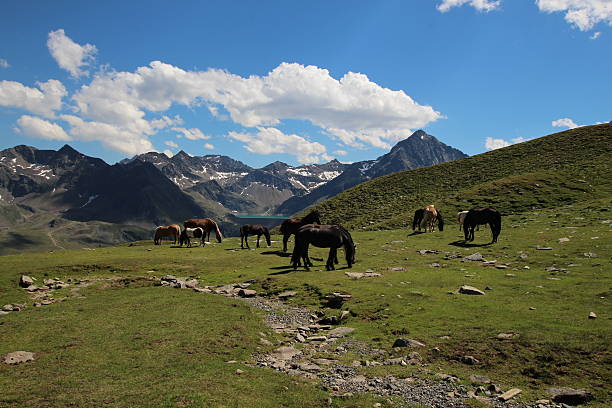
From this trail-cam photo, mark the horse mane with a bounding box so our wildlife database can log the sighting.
[210,219,223,242]
[302,210,321,224]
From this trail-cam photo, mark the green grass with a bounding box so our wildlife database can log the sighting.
[313,124,612,229]
[1,198,610,407]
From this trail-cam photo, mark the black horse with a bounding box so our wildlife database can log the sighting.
[279,210,321,252]
[240,224,271,249]
[411,207,444,232]
[291,224,356,271]
[463,208,501,243]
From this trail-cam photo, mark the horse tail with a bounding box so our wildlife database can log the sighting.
[338,225,355,267]
[291,233,303,268]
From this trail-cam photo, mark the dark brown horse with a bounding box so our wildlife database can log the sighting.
[463,208,501,243]
[279,210,321,252]
[240,224,271,249]
[153,224,181,245]
[291,224,355,271]
[183,218,223,243]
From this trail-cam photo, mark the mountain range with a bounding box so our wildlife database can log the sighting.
[0,130,467,251]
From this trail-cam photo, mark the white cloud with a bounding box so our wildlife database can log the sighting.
[485,137,511,150]
[228,127,330,164]
[14,115,71,141]
[552,117,579,128]
[172,127,210,140]
[47,29,97,78]
[162,149,174,157]
[333,149,348,156]
[72,61,441,152]
[164,140,178,148]
[0,59,9,68]
[437,0,501,13]
[590,31,602,39]
[203,143,214,150]
[536,0,612,31]
[485,135,529,150]
[60,114,154,156]
[0,79,66,118]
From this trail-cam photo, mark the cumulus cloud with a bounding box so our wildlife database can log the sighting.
[0,79,66,118]
[552,117,579,128]
[203,143,214,150]
[162,149,174,157]
[14,115,71,141]
[164,140,178,148]
[72,61,441,153]
[536,0,612,31]
[172,127,210,140]
[437,0,501,13]
[47,29,97,78]
[0,59,9,68]
[333,149,348,156]
[60,114,155,155]
[484,136,526,150]
[4,33,443,161]
[228,127,331,163]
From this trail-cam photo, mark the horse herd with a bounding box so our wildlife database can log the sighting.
[152,206,501,271]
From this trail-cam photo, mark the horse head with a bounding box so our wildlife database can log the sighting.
[436,210,445,231]
[263,227,271,246]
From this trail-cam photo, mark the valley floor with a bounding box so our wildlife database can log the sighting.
[1,200,610,407]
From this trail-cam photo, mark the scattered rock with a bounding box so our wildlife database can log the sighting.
[496,265,509,269]
[3,351,35,365]
[270,346,301,361]
[558,237,570,243]
[498,388,521,401]
[238,289,257,298]
[388,267,406,272]
[588,312,597,319]
[460,355,479,365]
[497,332,519,340]
[463,253,484,261]
[458,285,485,295]
[469,374,491,384]
[278,291,296,299]
[328,327,355,338]
[392,338,425,348]
[418,249,439,255]
[19,275,35,288]
[548,387,593,405]
[235,369,244,375]
[429,263,441,268]
[324,293,352,308]
[583,252,598,258]
[537,247,553,250]
[345,272,381,279]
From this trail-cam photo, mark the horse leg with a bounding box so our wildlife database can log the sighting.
[256,234,260,248]
[282,234,289,252]
[327,248,337,271]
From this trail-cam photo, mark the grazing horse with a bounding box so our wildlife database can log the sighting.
[463,208,502,243]
[153,224,181,245]
[291,224,356,271]
[279,210,321,252]
[179,227,205,247]
[183,218,223,243]
[457,211,469,231]
[240,224,271,249]
[412,205,444,232]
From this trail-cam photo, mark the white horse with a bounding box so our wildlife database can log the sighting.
[180,227,205,247]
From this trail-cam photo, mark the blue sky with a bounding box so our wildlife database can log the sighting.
[0,0,610,167]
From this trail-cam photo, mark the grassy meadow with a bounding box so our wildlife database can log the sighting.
[1,198,610,407]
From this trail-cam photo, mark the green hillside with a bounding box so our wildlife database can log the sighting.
[313,124,612,229]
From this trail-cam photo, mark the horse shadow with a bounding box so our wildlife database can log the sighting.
[407,231,425,236]
[448,240,492,248]
[261,250,292,258]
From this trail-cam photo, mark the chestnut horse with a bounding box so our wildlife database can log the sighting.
[153,224,181,245]
[279,210,321,252]
[183,218,223,243]
[412,205,444,232]
[240,224,271,249]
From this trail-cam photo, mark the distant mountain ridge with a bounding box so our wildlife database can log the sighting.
[0,129,468,251]
[276,130,468,215]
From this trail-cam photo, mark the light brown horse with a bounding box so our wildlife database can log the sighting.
[183,218,223,243]
[154,224,181,245]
